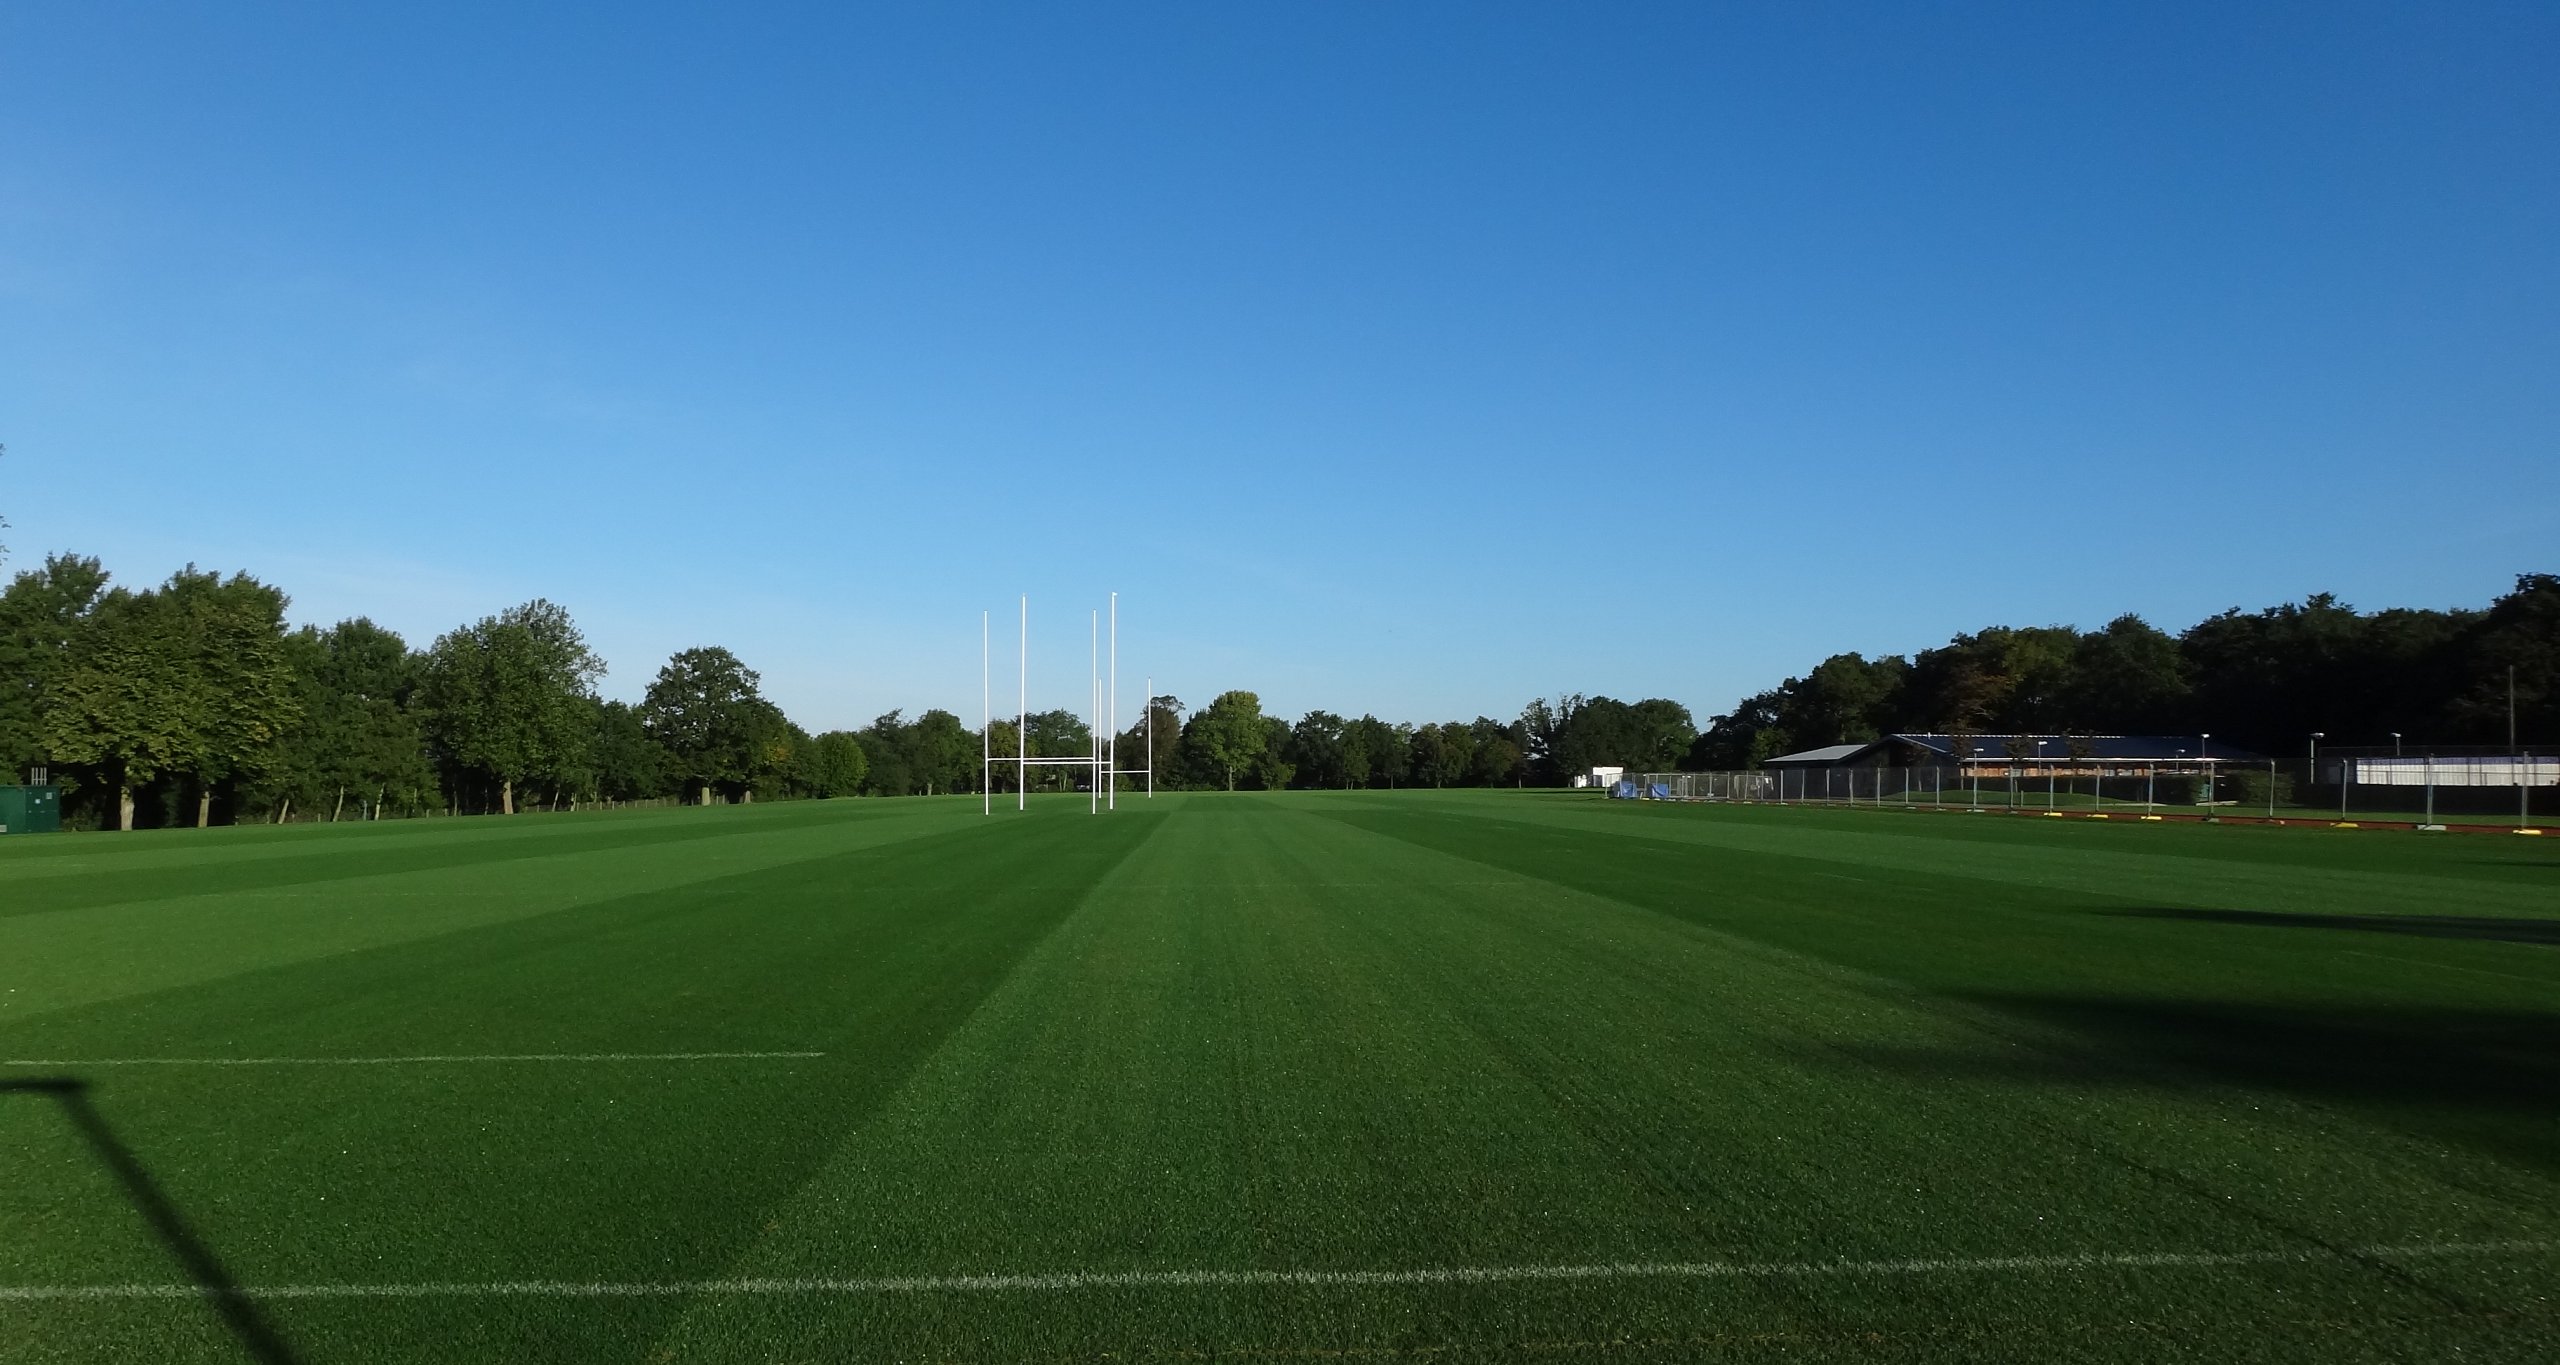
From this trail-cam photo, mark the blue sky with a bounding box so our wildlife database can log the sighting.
[4,2,2554,732]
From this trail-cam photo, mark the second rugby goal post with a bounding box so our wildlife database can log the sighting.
[982,593,1152,814]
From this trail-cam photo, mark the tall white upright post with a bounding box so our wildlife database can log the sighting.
[1095,612,1105,814]
[1018,596,1027,812]
[1109,592,1118,812]
[982,610,991,816]
[1146,676,1154,798]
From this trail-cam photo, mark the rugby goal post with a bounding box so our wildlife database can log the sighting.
[983,593,1151,814]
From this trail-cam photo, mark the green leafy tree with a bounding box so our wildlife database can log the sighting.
[1409,723,1448,788]
[1345,714,1406,788]
[420,599,604,815]
[593,699,670,801]
[1022,708,1093,792]
[43,568,300,827]
[42,586,199,830]
[2058,615,2188,733]
[1773,654,1902,747]
[1686,689,1784,770]
[906,709,977,795]
[1251,715,1296,790]
[2456,573,2560,743]
[856,712,914,796]
[1287,710,1348,788]
[748,717,809,801]
[157,568,304,826]
[804,730,870,797]
[1526,695,1696,780]
[979,718,1021,792]
[857,709,979,795]
[256,618,433,822]
[1188,690,1267,791]
[1337,714,1374,789]
[641,646,782,804]
[0,553,111,787]
[1110,695,1184,791]
[1467,716,1526,785]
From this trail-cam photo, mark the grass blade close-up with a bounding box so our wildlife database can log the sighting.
[3,792,2555,1362]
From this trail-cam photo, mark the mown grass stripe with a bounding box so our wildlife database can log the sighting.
[4,1239,2547,1301]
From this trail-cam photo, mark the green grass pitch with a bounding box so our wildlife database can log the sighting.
[2,792,2555,1362]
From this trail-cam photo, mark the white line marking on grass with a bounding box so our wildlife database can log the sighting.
[2,1239,2546,1301]
[0,1052,824,1067]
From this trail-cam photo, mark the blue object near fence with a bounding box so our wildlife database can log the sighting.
[1609,781,1638,799]
[1648,783,1672,799]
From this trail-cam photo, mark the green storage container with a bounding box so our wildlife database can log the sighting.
[0,786,62,834]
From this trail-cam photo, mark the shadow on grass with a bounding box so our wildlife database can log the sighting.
[1846,996,2560,1172]
[2108,905,2560,945]
[1,1078,303,1365]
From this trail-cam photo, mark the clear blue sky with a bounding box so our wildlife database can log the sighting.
[4,2,2554,732]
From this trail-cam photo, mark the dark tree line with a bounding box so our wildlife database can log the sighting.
[1684,575,2560,770]
[0,550,1683,827]
[0,554,898,829]
[15,544,2538,827]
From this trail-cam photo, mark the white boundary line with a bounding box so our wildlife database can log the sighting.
[1,1239,2546,1301]
[0,1052,824,1067]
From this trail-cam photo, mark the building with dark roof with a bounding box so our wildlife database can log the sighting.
[1762,734,2265,772]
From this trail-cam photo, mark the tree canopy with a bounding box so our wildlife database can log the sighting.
[4,545,2551,828]
[420,600,604,815]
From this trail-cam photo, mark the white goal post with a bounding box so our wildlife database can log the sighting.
[982,593,1152,814]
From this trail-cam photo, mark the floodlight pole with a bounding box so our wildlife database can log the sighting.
[2201,733,2214,821]
[2515,667,2528,828]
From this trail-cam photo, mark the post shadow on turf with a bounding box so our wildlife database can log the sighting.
[2106,905,2560,945]
[0,1078,303,1365]
[1832,996,2560,1172]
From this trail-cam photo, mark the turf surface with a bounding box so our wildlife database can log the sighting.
[2,792,2555,1362]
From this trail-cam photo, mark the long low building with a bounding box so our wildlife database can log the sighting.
[1763,733,2267,771]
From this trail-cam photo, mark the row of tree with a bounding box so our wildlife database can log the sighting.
[0,555,907,828]
[6,545,2545,828]
[1683,574,2560,769]
[0,551,1680,828]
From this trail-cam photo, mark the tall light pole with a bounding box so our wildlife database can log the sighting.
[2391,731,2402,757]
[2201,732,2214,819]
[2513,666,2528,828]
[2308,731,2323,822]
[2036,739,2052,809]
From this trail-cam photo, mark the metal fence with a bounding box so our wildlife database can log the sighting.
[1633,765,2235,814]
[1631,753,2554,826]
